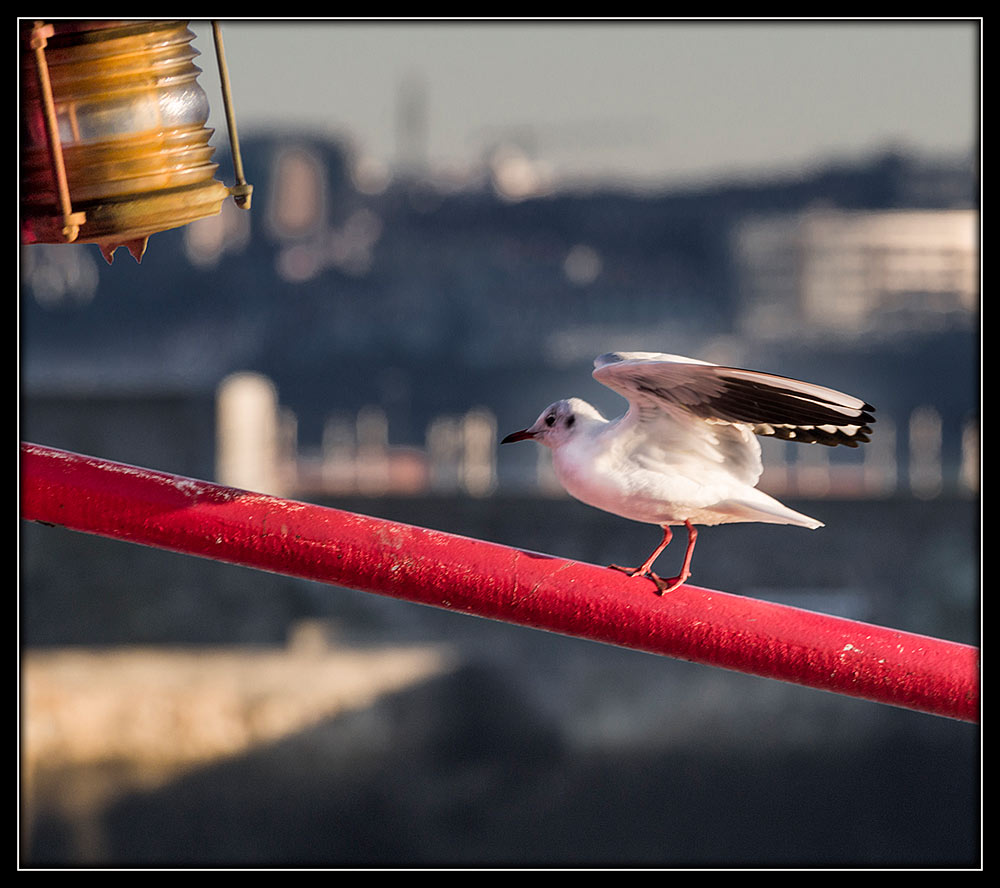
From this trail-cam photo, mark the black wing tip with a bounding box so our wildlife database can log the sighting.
[756,423,875,447]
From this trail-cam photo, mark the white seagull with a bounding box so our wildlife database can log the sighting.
[501,352,875,593]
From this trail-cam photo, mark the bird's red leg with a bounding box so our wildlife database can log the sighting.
[636,526,673,577]
[610,526,672,581]
[609,521,698,594]
[657,520,698,594]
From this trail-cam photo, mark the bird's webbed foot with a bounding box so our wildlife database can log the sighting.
[608,564,688,595]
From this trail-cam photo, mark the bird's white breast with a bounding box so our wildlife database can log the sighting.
[551,424,726,526]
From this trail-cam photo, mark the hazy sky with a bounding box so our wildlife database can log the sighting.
[191,19,979,187]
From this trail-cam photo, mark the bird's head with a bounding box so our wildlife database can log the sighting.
[501,398,601,450]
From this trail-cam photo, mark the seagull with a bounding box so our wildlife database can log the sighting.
[501,352,875,593]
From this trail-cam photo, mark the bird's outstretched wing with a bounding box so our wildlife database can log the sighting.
[593,352,875,447]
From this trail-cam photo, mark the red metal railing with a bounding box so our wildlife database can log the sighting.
[20,442,979,723]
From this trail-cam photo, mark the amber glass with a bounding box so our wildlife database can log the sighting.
[21,20,230,252]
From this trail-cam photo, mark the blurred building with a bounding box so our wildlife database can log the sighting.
[735,208,978,340]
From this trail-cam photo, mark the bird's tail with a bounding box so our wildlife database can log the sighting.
[712,491,824,529]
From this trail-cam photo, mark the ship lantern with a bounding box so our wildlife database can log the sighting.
[20,19,251,263]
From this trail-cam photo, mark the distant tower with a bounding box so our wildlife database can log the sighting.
[395,73,428,179]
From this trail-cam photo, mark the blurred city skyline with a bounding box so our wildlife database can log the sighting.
[191,19,979,188]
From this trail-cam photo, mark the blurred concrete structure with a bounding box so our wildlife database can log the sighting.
[217,374,499,498]
[216,372,294,495]
[22,632,452,863]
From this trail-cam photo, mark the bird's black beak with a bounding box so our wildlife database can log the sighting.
[501,428,536,444]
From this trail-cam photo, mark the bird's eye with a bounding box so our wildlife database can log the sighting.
[566,415,575,428]
[545,414,556,427]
